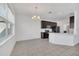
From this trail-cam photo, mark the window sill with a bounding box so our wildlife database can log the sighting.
[0,33,15,47]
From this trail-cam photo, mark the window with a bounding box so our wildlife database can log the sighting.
[0,4,15,45]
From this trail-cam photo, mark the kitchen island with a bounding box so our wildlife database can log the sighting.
[49,33,74,46]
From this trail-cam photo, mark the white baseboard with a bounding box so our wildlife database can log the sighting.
[16,38,41,42]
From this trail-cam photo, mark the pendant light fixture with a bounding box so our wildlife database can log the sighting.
[32,6,40,20]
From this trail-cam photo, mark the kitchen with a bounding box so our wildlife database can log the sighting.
[41,13,75,46]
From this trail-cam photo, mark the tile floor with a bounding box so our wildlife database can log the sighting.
[11,39,79,56]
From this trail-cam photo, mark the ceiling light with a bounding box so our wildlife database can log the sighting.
[48,11,52,14]
[32,6,40,20]
[32,15,40,20]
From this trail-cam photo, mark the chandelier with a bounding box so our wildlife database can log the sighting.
[32,15,40,20]
[32,6,40,20]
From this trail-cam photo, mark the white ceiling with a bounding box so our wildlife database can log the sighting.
[12,3,77,21]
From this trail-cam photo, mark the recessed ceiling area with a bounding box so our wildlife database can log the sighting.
[13,3,76,21]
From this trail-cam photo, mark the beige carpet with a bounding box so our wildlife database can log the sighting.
[11,39,79,56]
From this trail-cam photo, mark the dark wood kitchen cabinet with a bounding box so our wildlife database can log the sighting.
[41,32,49,39]
[41,21,57,28]
[70,16,74,29]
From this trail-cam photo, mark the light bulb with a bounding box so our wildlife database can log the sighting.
[32,17,34,19]
[32,16,36,19]
[32,15,40,20]
[33,16,36,18]
[37,16,40,19]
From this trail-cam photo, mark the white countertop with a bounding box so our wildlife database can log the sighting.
[49,32,73,35]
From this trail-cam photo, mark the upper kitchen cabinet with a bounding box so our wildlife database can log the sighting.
[41,21,57,28]
[70,16,74,29]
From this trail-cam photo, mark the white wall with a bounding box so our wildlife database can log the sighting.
[74,4,79,45]
[57,18,69,33]
[16,15,41,41]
